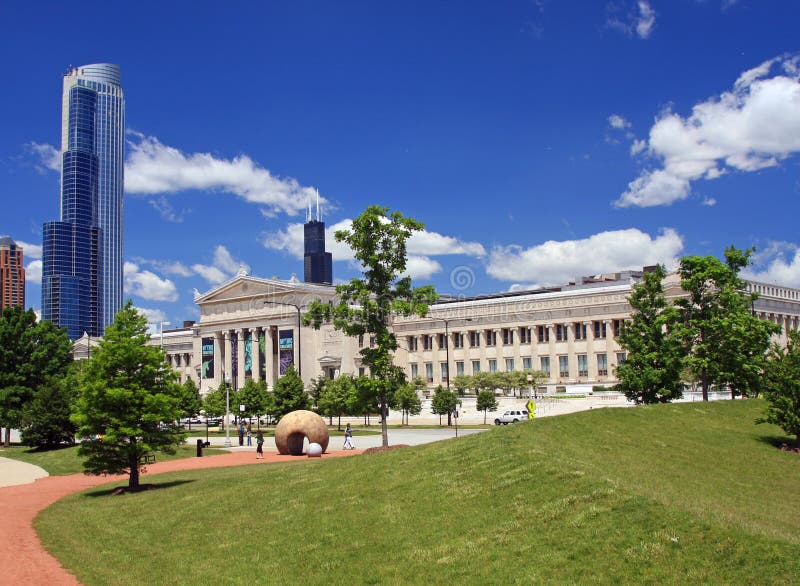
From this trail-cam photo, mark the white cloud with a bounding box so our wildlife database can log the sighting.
[124,132,322,216]
[487,228,684,285]
[15,240,42,260]
[27,142,61,173]
[191,245,250,284]
[148,259,194,277]
[606,1,656,40]
[26,260,42,284]
[635,1,656,39]
[191,264,228,285]
[617,55,800,207]
[608,114,631,130]
[123,262,179,301]
[630,139,647,155]
[261,219,486,262]
[743,242,800,288]
[148,196,188,223]
[404,256,443,280]
[409,231,487,257]
[136,307,168,324]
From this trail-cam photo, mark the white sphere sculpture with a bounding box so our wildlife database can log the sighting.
[307,442,323,458]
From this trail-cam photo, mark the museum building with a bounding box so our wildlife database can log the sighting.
[151,267,800,396]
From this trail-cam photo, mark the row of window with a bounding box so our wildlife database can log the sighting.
[409,352,627,382]
[406,321,624,351]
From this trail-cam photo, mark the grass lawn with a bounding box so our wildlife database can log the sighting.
[36,400,800,584]
[0,443,227,476]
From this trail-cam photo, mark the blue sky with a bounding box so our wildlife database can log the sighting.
[2,0,800,326]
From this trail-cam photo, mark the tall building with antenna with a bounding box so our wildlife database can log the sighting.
[303,190,332,285]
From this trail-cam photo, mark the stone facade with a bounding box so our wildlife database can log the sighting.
[143,268,800,396]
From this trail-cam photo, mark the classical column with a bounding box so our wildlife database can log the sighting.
[223,331,233,385]
[265,327,276,386]
[213,332,224,387]
[237,328,246,387]
[252,327,261,383]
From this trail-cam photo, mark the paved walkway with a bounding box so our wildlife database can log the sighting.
[0,449,360,585]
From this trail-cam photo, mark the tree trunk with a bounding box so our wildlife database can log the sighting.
[380,394,388,447]
[701,370,709,402]
[447,411,452,426]
[4,427,9,447]
[337,414,341,431]
[483,410,487,425]
[129,453,140,491]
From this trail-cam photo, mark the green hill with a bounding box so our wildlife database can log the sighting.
[37,400,800,584]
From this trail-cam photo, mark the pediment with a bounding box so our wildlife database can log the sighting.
[196,275,336,306]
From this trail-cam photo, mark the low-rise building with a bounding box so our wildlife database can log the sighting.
[150,267,800,396]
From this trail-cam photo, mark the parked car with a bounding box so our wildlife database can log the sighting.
[494,410,529,425]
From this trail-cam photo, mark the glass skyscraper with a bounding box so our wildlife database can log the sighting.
[42,64,124,339]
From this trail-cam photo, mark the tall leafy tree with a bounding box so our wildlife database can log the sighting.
[761,330,800,447]
[20,362,82,448]
[177,378,203,428]
[304,206,438,446]
[676,247,778,400]
[71,301,184,491]
[348,375,380,426]
[394,383,422,425]
[476,389,499,424]
[271,366,310,420]
[431,385,459,427]
[0,307,72,446]
[203,383,228,419]
[238,379,270,423]
[307,374,328,411]
[617,265,684,404]
[318,375,353,429]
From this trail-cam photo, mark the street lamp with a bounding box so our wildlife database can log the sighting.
[159,321,172,348]
[263,300,303,378]
[428,316,471,437]
[224,375,232,447]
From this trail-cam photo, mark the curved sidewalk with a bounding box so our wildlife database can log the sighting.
[0,449,360,586]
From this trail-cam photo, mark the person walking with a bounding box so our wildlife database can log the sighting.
[343,423,354,450]
[238,422,245,447]
[246,423,252,446]
[256,430,264,459]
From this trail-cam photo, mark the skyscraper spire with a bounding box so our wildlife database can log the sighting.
[303,188,332,285]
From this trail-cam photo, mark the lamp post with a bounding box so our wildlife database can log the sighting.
[224,375,232,447]
[428,317,471,437]
[159,321,172,348]
[263,300,303,379]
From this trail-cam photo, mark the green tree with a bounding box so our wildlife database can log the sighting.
[394,383,422,425]
[676,247,779,400]
[304,206,438,446]
[19,362,82,448]
[617,265,684,404]
[348,375,380,426]
[452,374,473,396]
[238,379,270,424]
[476,389,499,424]
[431,385,459,426]
[308,373,328,410]
[71,301,184,491]
[318,375,353,429]
[203,383,228,419]
[177,378,203,429]
[271,366,310,420]
[761,330,800,447]
[0,307,73,446]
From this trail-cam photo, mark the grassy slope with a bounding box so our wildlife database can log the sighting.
[36,400,800,585]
